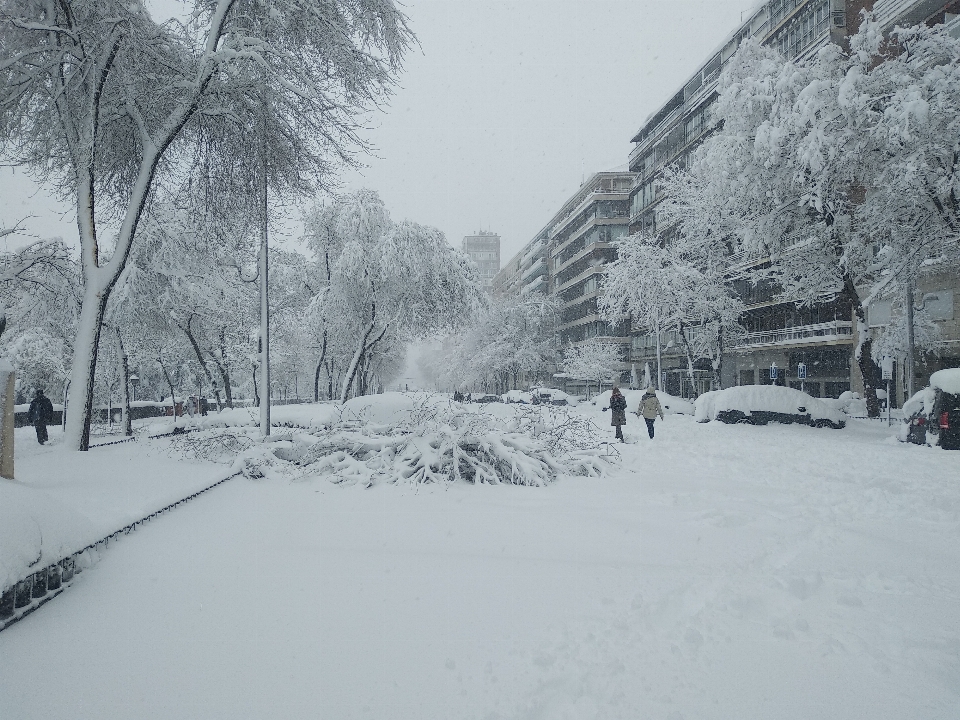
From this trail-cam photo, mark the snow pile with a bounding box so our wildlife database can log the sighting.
[821,390,858,413]
[0,480,99,592]
[696,386,846,426]
[930,368,960,395]
[591,389,694,415]
[176,395,611,487]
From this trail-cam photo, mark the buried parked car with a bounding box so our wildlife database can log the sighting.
[695,386,846,429]
[899,368,960,450]
[530,388,580,407]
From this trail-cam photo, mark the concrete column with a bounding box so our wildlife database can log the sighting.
[0,359,14,479]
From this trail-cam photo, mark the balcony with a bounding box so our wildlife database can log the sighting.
[520,274,545,295]
[520,257,546,282]
[731,321,853,349]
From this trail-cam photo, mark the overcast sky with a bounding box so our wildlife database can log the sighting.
[0,0,760,263]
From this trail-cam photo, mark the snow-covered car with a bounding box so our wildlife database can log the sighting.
[530,388,579,406]
[695,386,846,429]
[898,369,960,450]
[501,390,533,404]
[473,394,502,403]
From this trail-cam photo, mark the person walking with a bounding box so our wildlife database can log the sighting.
[610,386,627,442]
[28,388,54,445]
[639,386,664,439]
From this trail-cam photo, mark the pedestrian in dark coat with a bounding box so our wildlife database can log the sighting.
[610,386,627,442]
[28,388,54,445]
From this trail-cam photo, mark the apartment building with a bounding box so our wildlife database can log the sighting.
[627,0,960,401]
[490,172,636,395]
[461,231,501,291]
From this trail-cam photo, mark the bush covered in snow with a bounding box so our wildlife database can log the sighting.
[173,393,612,488]
[695,386,846,429]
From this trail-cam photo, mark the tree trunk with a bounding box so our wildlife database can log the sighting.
[844,277,881,417]
[158,354,177,419]
[116,328,132,436]
[713,330,723,392]
[654,319,663,391]
[207,328,232,409]
[341,321,376,403]
[180,315,223,411]
[677,320,698,399]
[858,334,883,417]
[830,215,881,417]
[64,286,110,451]
[314,329,327,402]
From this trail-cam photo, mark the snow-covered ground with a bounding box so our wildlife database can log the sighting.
[1,402,958,719]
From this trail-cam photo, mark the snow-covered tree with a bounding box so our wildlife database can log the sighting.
[302,190,484,402]
[0,238,79,402]
[423,292,557,394]
[662,18,960,415]
[0,0,414,449]
[600,229,743,394]
[560,338,622,397]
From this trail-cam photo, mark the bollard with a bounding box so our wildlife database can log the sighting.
[32,569,47,599]
[0,588,14,619]
[14,577,33,608]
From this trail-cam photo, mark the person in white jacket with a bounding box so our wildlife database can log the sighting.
[638,387,664,439]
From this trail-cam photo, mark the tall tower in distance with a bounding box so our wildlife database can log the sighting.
[461,230,500,291]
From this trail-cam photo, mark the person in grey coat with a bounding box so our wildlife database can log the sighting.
[639,387,664,439]
[610,386,627,442]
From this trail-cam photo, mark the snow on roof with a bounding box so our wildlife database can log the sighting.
[930,368,960,396]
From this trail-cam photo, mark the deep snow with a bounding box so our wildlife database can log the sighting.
[1,400,958,719]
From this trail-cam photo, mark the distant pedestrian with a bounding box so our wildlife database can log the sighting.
[28,388,54,445]
[639,387,664,439]
[466,393,472,403]
[610,386,627,442]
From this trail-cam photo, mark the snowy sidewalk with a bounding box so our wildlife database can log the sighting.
[1,425,235,622]
[1,411,959,718]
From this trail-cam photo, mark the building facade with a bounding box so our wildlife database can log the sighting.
[491,172,636,395]
[627,0,960,401]
[461,231,501,290]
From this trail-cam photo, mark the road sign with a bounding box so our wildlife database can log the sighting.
[881,355,894,381]
[770,363,778,381]
[797,362,807,380]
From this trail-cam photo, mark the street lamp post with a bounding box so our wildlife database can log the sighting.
[130,374,140,403]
